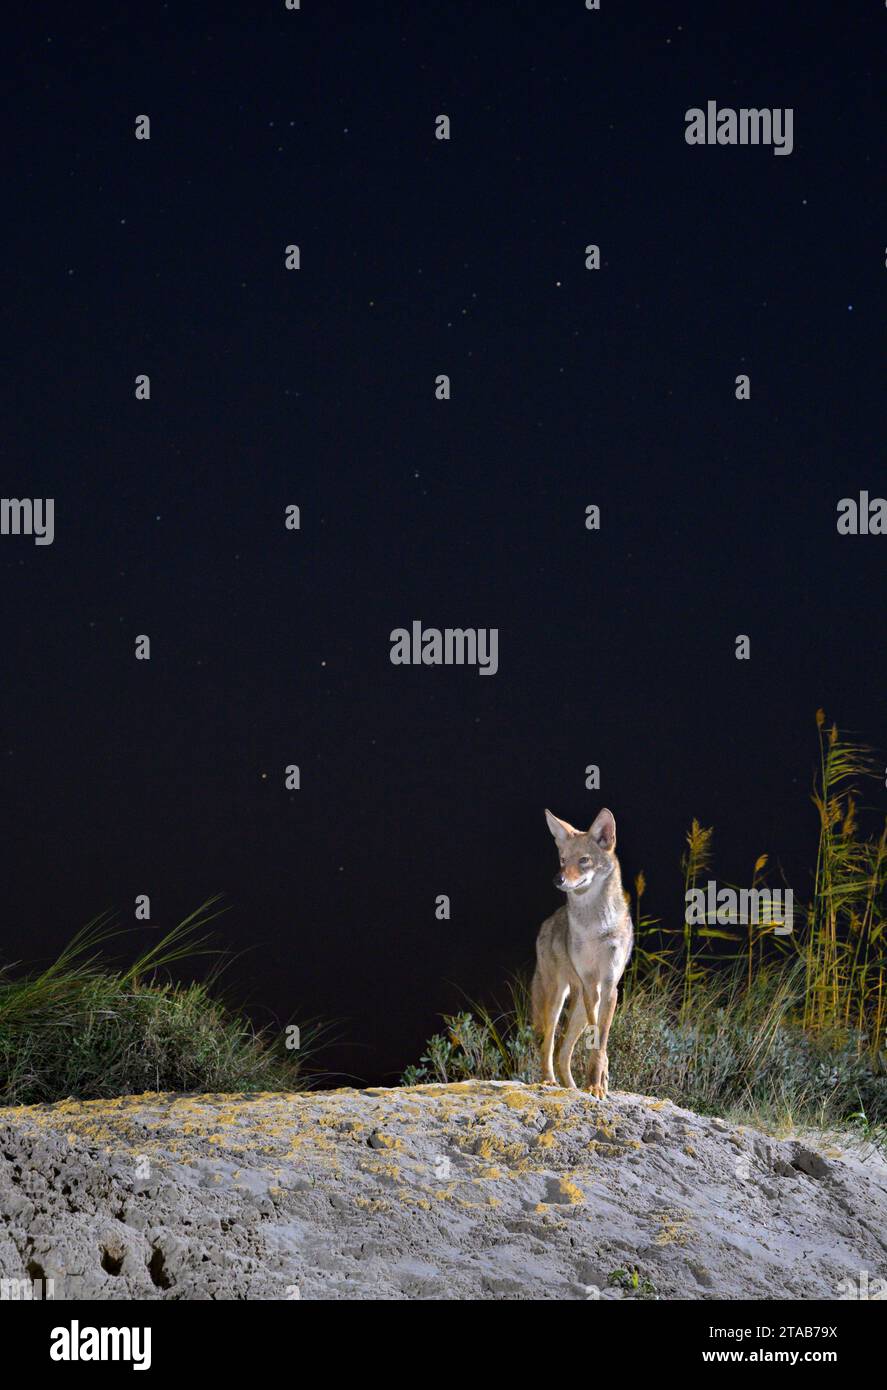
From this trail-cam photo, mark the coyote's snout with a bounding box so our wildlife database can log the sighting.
[531,808,633,1097]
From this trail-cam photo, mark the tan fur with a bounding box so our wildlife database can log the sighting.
[532,808,633,1096]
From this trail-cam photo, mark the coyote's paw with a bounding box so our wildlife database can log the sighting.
[585,1056,609,1099]
[540,1075,558,1088]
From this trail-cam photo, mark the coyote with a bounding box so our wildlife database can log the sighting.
[531,808,633,1096]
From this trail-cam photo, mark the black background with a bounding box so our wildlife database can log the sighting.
[3,1,884,1084]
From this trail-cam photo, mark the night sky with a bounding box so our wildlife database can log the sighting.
[4,1,885,1085]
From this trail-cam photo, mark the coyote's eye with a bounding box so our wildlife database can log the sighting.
[579,856,592,867]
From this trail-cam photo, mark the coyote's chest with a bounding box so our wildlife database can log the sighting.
[566,892,631,979]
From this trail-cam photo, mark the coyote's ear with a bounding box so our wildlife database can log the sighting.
[589,807,616,851]
[545,809,576,843]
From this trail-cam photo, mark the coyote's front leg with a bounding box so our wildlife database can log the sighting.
[579,978,602,1097]
[586,980,619,1099]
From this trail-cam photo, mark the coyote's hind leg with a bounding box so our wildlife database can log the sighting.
[533,973,568,1085]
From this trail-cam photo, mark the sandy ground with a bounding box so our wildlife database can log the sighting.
[1,1080,885,1300]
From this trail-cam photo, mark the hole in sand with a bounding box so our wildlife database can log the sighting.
[148,1247,171,1289]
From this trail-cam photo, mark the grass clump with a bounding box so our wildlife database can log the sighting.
[0,900,313,1105]
[402,971,887,1130]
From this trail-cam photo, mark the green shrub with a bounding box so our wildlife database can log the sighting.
[403,970,887,1131]
[0,903,313,1104]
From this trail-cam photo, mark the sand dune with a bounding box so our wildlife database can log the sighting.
[1,1081,885,1300]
